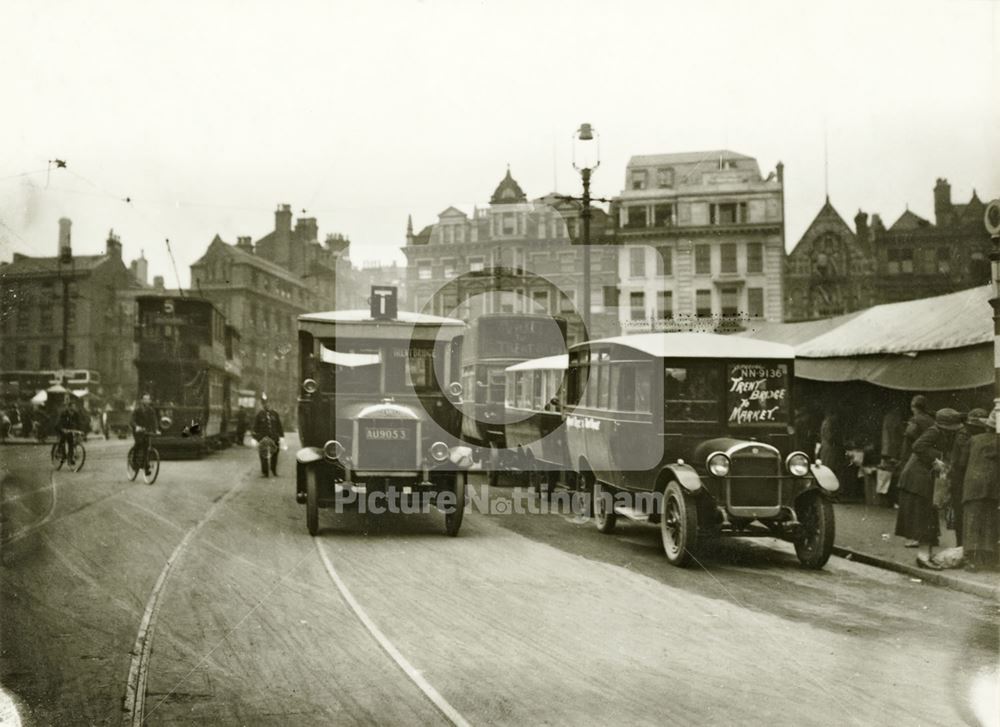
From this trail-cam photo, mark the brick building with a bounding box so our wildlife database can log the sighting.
[610,150,786,332]
[190,204,351,418]
[0,219,146,402]
[402,169,619,345]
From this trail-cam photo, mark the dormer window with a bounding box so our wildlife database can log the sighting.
[657,168,674,188]
[630,170,647,190]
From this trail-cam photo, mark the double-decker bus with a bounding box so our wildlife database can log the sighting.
[134,295,241,457]
[459,314,568,480]
[295,287,471,536]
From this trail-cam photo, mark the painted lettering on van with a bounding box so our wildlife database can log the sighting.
[567,415,601,431]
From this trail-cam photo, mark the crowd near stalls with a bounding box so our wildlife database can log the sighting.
[742,284,994,501]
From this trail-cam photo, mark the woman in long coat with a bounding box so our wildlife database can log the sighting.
[895,408,963,567]
[962,411,999,571]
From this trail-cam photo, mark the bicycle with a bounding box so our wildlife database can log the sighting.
[127,431,160,485]
[51,429,86,472]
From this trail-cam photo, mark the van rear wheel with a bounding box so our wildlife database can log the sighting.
[660,481,698,567]
[444,474,466,537]
[593,479,617,534]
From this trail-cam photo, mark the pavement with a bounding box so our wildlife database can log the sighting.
[833,502,998,600]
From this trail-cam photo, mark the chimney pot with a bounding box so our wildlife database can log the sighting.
[58,217,72,260]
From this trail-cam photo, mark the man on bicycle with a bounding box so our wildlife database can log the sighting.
[131,393,159,475]
[57,397,84,466]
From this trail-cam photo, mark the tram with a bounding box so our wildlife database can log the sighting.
[134,295,241,458]
[295,287,471,536]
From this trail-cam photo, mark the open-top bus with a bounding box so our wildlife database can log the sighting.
[565,332,839,568]
[503,354,571,496]
[295,288,471,536]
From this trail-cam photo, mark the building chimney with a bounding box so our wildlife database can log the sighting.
[275,204,292,236]
[775,161,784,184]
[295,217,319,243]
[130,250,148,286]
[933,178,952,227]
[106,229,122,260]
[153,275,165,290]
[58,218,72,261]
[236,236,254,253]
[854,210,869,241]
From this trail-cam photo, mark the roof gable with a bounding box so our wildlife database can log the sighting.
[438,206,468,220]
[888,209,931,231]
[490,169,527,205]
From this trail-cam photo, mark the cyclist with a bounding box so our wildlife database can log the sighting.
[131,393,159,475]
[56,397,84,466]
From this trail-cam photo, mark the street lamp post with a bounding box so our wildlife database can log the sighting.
[572,123,600,333]
[984,199,1000,433]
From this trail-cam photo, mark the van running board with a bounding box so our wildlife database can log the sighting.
[614,507,651,523]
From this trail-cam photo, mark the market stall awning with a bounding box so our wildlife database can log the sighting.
[743,285,994,391]
[797,345,994,391]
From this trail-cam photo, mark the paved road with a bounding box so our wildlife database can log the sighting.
[1,437,996,726]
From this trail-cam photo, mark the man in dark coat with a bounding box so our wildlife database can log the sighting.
[948,408,989,546]
[253,393,284,477]
[131,393,159,474]
[962,411,999,571]
[896,407,963,568]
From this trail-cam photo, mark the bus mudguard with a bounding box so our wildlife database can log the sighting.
[809,462,840,493]
[663,462,703,494]
[296,447,324,465]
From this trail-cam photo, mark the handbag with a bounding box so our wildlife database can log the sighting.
[875,468,893,495]
[932,470,950,509]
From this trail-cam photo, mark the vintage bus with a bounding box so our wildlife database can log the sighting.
[459,313,568,482]
[565,332,839,569]
[134,295,241,457]
[503,354,571,496]
[295,288,471,536]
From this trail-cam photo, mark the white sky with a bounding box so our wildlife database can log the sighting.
[2,0,997,288]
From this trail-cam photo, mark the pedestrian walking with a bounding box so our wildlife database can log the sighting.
[948,408,989,546]
[253,393,284,478]
[961,410,999,572]
[895,408,963,569]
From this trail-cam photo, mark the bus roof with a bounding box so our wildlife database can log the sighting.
[572,332,795,360]
[298,309,464,326]
[505,354,568,373]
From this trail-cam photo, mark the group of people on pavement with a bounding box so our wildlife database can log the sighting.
[891,395,998,571]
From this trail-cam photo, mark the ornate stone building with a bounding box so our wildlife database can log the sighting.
[784,198,877,321]
[784,178,993,321]
[610,150,786,332]
[402,169,619,344]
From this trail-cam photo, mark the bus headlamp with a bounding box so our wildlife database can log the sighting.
[303,378,318,394]
[786,452,810,477]
[447,381,463,398]
[430,441,450,462]
[323,440,345,461]
[159,416,173,430]
[707,452,731,477]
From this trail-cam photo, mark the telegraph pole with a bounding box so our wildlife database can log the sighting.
[984,200,1000,433]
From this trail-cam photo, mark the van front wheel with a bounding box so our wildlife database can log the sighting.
[660,481,698,567]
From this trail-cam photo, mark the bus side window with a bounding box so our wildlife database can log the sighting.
[532,371,544,410]
[635,365,651,413]
[596,364,611,410]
